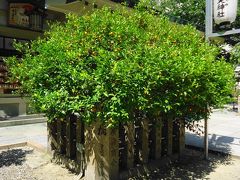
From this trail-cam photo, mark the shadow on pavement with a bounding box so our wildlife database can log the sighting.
[186,132,233,155]
[0,148,33,167]
[127,148,232,180]
[209,134,234,153]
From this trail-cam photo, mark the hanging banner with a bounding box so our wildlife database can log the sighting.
[213,0,238,25]
[8,3,34,27]
[8,2,44,31]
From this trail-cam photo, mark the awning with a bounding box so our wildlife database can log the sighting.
[0,25,42,40]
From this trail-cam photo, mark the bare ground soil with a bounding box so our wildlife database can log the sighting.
[0,147,78,180]
[0,146,240,180]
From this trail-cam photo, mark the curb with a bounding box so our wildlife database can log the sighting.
[0,141,48,154]
[0,117,47,127]
[27,141,48,154]
[0,142,28,150]
[186,144,240,160]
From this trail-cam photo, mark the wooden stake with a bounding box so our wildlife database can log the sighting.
[85,121,119,180]
[125,123,135,168]
[179,119,185,156]
[140,118,149,164]
[154,117,162,159]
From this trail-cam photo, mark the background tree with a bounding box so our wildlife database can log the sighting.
[155,0,205,30]
[156,0,240,45]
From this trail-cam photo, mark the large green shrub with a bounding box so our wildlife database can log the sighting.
[7,7,234,126]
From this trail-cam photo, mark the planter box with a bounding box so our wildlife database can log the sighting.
[47,115,185,180]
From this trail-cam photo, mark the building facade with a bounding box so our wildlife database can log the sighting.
[0,0,66,118]
[0,0,46,118]
[0,0,127,118]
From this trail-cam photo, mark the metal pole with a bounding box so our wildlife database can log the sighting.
[204,0,211,160]
[205,0,213,40]
[238,94,240,114]
[204,116,208,160]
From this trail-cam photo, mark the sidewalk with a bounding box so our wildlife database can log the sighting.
[186,108,240,156]
[0,123,47,148]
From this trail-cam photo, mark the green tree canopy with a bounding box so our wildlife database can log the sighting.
[154,0,240,30]
[156,0,205,30]
[7,7,234,126]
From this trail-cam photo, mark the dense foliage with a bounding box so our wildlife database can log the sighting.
[111,0,139,7]
[7,7,234,126]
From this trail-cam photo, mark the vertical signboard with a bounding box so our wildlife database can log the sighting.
[206,0,239,38]
[213,0,238,25]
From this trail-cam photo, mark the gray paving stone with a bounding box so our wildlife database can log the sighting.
[186,109,240,157]
[0,123,47,147]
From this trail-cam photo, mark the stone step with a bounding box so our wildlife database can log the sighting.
[5,114,45,120]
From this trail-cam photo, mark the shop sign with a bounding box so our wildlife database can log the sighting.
[8,3,44,31]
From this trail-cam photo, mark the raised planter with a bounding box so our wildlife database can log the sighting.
[47,114,185,180]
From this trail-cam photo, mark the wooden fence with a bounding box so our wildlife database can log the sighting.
[47,114,185,180]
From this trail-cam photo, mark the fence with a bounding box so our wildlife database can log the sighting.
[47,114,185,180]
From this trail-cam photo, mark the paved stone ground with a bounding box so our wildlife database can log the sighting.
[0,123,47,147]
[186,108,240,156]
